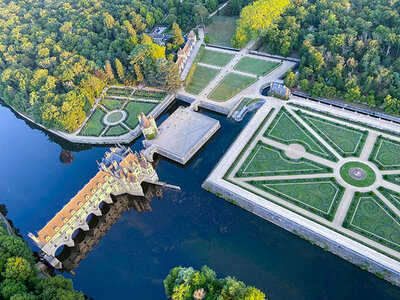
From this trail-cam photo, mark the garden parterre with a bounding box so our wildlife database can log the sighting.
[78,87,160,137]
[223,102,400,260]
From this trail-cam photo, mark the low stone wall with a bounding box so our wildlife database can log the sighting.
[198,101,230,115]
[202,178,400,286]
[9,94,175,145]
[249,50,300,63]
[206,44,240,52]
[292,91,400,125]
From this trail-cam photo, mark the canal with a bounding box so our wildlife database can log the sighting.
[0,102,399,299]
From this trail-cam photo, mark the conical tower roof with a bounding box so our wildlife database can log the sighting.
[140,112,151,128]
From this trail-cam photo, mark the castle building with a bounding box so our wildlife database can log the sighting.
[176,30,196,72]
[138,112,158,140]
[268,82,291,100]
[29,145,159,270]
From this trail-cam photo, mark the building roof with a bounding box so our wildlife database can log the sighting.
[187,30,195,40]
[140,112,151,128]
[37,170,111,243]
[36,146,150,244]
[270,82,290,96]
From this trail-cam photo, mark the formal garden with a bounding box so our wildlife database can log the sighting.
[78,87,162,137]
[225,104,400,257]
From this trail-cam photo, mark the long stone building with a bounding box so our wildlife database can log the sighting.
[29,145,160,270]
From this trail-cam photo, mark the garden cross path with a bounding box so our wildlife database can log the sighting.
[203,96,400,275]
[180,40,297,114]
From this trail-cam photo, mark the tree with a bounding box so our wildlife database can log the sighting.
[232,0,290,47]
[193,4,209,25]
[164,266,266,300]
[115,58,125,82]
[3,257,33,282]
[172,22,184,47]
[284,71,298,88]
[104,60,115,81]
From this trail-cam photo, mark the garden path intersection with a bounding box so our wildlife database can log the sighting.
[203,96,400,285]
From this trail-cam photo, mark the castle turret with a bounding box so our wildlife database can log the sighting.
[138,112,158,140]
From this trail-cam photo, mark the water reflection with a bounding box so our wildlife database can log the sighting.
[59,150,74,165]
[42,183,163,274]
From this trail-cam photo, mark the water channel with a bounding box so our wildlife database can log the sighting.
[0,101,399,299]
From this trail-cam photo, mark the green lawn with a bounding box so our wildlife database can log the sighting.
[103,124,129,136]
[124,101,156,129]
[208,73,256,102]
[78,108,106,136]
[106,111,124,123]
[234,57,281,76]
[264,108,336,161]
[199,49,234,67]
[369,136,400,170]
[298,112,367,158]
[343,193,400,251]
[101,98,125,111]
[206,15,238,47]
[249,178,343,220]
[339,161,376,187]
[186,65,219,95]
[236,142,332,177]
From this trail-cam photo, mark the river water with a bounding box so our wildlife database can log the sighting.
[0,102,399,300]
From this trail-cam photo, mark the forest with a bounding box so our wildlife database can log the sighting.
[261,0,400,115]
[0,0,219,133]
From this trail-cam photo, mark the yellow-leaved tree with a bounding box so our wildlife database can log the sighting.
[232,0,290,48]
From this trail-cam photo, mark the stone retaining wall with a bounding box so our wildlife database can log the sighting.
[249,50,300,63]
[202,178,400,286]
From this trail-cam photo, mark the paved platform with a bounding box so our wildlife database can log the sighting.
[142,107,220,164]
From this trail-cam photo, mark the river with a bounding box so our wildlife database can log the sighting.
[0,101,399,299]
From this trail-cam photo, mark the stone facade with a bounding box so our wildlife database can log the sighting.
[138,113,158,140]
[176,30,196,72]
[29,145,159,270]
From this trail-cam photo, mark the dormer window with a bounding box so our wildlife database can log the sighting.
[44,235,50,242]
[70,209,75,215]
[62,217,68,223]
[53,226,60,232]
[84,194,89,200]
[77,201,83,207]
